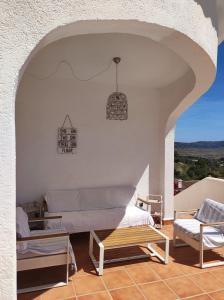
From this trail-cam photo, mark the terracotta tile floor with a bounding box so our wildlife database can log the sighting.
[18,225,224,300]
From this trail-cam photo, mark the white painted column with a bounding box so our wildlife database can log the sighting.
[163,127,175,221]
[0,70,17,299]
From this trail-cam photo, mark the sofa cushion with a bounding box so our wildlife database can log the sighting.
[174,219,224,248]
[45,190,81,213]
[196,199,224,232]
[79,186,136,210]
[45,186,136,213]
[45,206,153,233]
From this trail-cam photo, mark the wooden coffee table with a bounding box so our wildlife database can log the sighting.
[89,225,169,275]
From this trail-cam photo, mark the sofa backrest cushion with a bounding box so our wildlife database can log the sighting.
[196,198,224,229]
[45,186,136,212]
[79,186,136,210]
[45,190,81,213]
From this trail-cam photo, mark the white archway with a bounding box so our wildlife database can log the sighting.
[0,1,220,297]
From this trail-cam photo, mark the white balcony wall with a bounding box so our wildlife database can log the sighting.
[174,177,224,211]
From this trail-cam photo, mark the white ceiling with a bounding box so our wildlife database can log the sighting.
[26,33,190,89]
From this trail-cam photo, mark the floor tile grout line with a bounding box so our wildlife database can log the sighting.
[184,273,207,294]
[137,279,181,299]
[172,275,207,297]
[139,273,185,284]
[207,287,224,294]
[101,267,135,291]
[72,280,224,300]
[145,263,164,281]
[139,275,186,287]
[185,271,224,294]
[81,286,107,297]
[71,279,77,298]
[206,294,216,300]
[161,278,181,299]
[123,266,148,300]
[100,274,113,300]
[179,292,213,300]
[75,288,109,298]
[106,283,138,292]
[74,284,138,297]
[72,273,106,297]
[207,269,224,285]
[208,290,222,300]
[150,263,186,280]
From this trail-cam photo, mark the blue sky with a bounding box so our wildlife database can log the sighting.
[175,42,224,142]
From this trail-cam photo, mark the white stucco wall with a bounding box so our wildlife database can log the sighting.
[0,0,223,298]
[16,33,189,204]
[174,177,224,210]
[16,83,160,203]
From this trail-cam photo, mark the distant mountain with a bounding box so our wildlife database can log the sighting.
[175,141,224,149]
[175,141,224,158]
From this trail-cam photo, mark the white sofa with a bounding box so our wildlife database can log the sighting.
[44,186,154,233]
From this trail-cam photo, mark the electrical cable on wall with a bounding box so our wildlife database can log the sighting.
[27,59,113,81]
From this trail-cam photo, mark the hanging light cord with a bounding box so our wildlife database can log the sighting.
[115,62,118,92]
[27,59,113,81]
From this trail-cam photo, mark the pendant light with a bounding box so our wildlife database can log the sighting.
[106,57,128,120]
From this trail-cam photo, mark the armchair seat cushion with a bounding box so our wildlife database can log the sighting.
[17,228,77,270]
[174,219,224,248]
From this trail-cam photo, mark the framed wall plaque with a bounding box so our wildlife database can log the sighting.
[57,115,77,154]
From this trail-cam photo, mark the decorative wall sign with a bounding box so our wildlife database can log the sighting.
[57,115,77,154]
[107,57,128,121]
[106,92,128,120]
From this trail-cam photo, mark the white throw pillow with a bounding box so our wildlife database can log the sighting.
[16,207,30,237]
[45,189,81,213]
[16,207,30,251]
[196,198,224,232]
[79,186,136,210]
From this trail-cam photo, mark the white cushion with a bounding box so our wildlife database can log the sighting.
[45,186,136,213]
[174,218,203,239]
[79,186,136,210]
[16,207,30,251]
[45,189,81,213]
[45,206,153,233]
[196,198,224,232]
[16,207,30,237]
[174,219,224,248]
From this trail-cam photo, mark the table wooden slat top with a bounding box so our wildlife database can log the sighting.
[94,225,166,248]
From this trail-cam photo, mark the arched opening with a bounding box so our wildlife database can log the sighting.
[14,18,216,293]
[16,31,192,204]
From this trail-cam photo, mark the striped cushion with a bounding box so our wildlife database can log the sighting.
[196,199,224,232]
